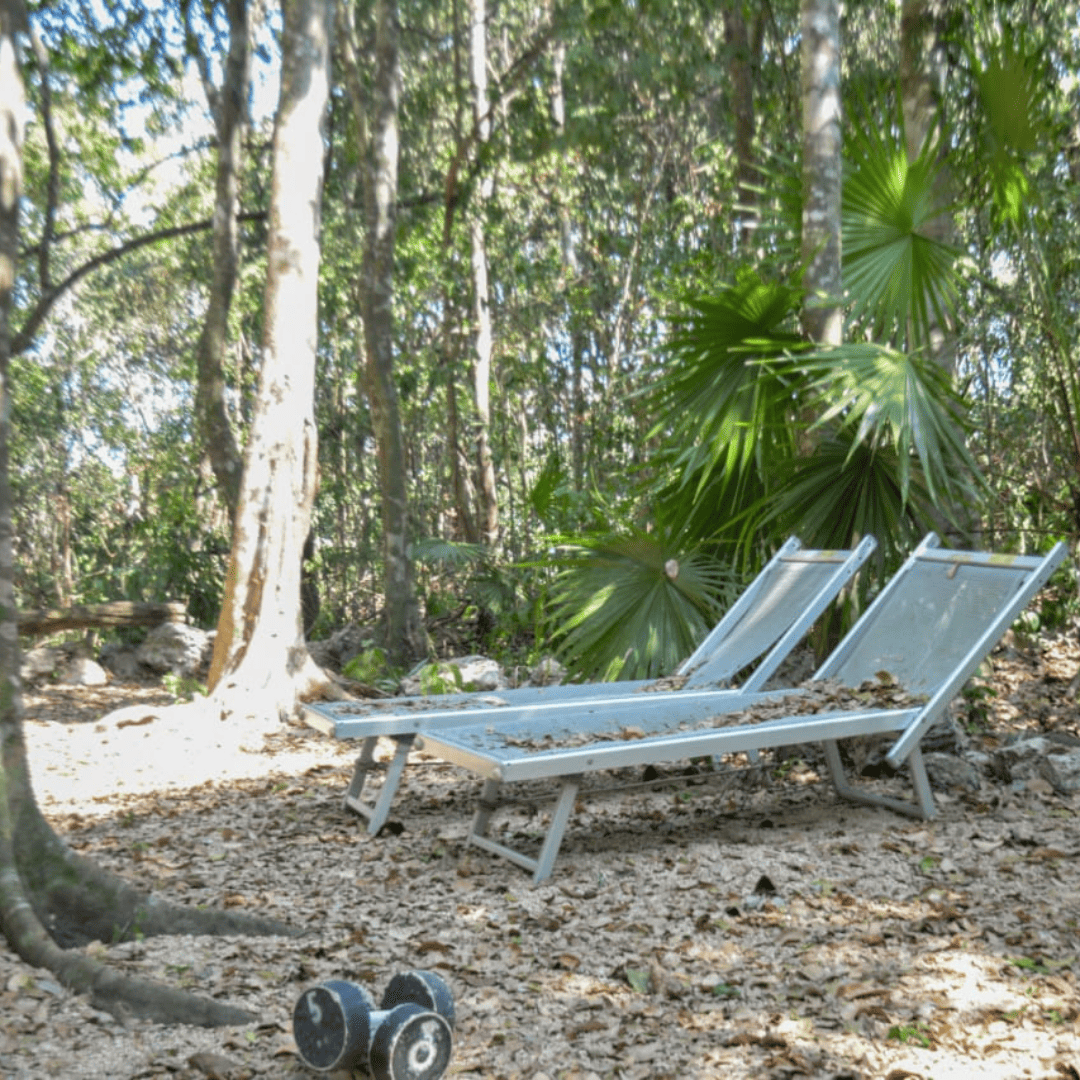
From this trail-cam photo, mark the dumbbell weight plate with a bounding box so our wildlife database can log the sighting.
[292,980,376,1072]
[380,970,456,1029]
[369,1003,453,1080]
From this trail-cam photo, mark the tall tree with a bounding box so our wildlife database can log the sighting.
[0,0,288,1027]
[357,0,425,664]
[549,40,587,492]
[899,0,957,374]
[190,0,251,517]
[206,0,333,716]
[800,0,843,346]
[468,0,499,548]
[723,1,763,247]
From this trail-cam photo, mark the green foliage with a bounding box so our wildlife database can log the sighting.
[543,528,740,681]
[411,662,468,695]
[162,673,205,702]
[342,648,403,694]
[967,24,1046,227]
[6,0,1077,689]
[412,536,540,656]
[887,1021,932,1048]
[646,272,807,544]
[803,342,983,508]
[843,114,962,349]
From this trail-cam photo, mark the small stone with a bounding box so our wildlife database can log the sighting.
[528,656,566,686]
[1039,749,1080,794]
[59,656,109,686]
[136,622,211,676]
[400,655,507,695]
[924,751,982,791]
[20,645,63,682]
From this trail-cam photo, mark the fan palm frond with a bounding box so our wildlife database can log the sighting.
[800,342,984,506]
[843,117,962,350]
[648,271,807,514]
[544,529,740,681]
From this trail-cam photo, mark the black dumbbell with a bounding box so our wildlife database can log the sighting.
[293,971,454,1080]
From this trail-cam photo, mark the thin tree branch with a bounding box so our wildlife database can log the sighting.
[12,211,266,356]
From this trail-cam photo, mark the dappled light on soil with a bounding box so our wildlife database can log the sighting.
[5,642,1080,1079]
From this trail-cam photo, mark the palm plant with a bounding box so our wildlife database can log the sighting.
[544,103,988,677]
[543,527,740,681]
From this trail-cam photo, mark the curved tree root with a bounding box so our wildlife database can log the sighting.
[4,769,297,1025]
[18,794,297,946]
[1,871,253,1025]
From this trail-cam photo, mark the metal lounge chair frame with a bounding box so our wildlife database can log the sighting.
[416,534,1067,883]
[304,536,878,834]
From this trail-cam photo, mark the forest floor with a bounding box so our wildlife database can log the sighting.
[2,628,1080,1080]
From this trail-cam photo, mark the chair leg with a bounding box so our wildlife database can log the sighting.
[532,778,581,885]
[469,777,503,843]
[344,734,414,835]
[906,745,938,819]
[822,739,936,820]
[465,776,582,884]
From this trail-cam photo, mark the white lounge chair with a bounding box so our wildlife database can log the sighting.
[416,534,1066,882]
[304,537,878,833]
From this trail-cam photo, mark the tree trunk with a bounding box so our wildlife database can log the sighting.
[551,42,587,494]
[192,0,249,518]
[207,0,333,717]
[800,0,843,347]
[359,0,425,665]
[899,0,956,372]
[446,346,481,544]
[723,1,762,247]
[0,3,290,1028]
[468,0,499,548]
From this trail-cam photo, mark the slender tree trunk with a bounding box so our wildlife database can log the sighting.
[360,0,425,665]
[446,343,480,544]
[442,0,480,546]
[800,0,843,347]
[900,0,956,371]
[551,42,587,493]
[469,0,499,548]
[207,0,333,716]
[193,0,249,517]
[0,2,288,1028]
[723,1,762,247]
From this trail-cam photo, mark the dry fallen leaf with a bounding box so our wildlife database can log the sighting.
[187,1051,244,1080]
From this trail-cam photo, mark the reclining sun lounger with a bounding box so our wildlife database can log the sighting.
[415,534,1066,882]
[304,537,877,833]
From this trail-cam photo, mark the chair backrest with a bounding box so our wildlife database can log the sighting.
[815,533,1067,764]
[681,535,877,691]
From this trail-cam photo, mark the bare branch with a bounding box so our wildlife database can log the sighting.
[12,210,266,356]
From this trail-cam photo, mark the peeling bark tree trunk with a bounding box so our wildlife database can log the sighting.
[358,0,425,665]
[0,3,291,1028]
[800,0,843,347]
[207,0,333,717]
[192,0,249,517]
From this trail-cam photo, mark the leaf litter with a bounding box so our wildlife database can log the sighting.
[2,628,1080,1080]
